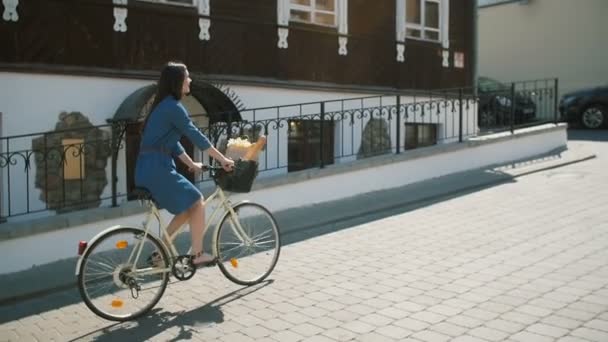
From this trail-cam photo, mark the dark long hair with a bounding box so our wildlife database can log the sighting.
[142,61,188,133]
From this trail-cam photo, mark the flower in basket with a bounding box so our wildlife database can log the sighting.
[226,136,252,161]
[226,135,267,162]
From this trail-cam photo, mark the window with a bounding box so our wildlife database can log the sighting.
[288,119,334,172]
[62,139,85,180]
[404,124,437,149]
[405,0,441,41]
[290,0,337,27]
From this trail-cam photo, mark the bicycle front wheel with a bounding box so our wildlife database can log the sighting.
[216,202,281,286]
[77,227,170,321]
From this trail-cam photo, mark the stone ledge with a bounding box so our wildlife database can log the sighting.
[0,123,567,241]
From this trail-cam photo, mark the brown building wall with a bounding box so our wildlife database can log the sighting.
[0,0,474,90]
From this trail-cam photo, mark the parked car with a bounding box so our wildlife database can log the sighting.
[559,85,608,129]
[478,77,536,127]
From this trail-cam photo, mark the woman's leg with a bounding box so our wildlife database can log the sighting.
[189,198,215,264]
[165,211,190,244]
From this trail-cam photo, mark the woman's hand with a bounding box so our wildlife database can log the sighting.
[221,158,234,172]
[188,162,206,173]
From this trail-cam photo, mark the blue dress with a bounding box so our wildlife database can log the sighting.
[135,96,212,214]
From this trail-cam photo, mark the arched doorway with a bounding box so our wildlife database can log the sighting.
[112,80,242,199]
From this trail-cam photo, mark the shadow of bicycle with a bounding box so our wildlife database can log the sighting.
[69,280,273,342]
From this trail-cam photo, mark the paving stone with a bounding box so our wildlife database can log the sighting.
[584,319,608,332]
[410,311,447,325]
[411,329,450,342]
[526,323,570,338]
[571,327,608,342]
[468,326,510,341]
[484,319,525,334]
[291,323,324,337]
[510,331,554,342]
[269,330,306,342]
[375,325,413,340]
[322,327,357,341]
[429,322,468,337]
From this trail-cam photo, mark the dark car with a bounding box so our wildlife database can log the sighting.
[478,77,536,128]
[559,85,608,129]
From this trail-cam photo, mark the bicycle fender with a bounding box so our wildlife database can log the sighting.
[74,225,124,276]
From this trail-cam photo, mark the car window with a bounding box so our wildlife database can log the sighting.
[479,77,507,92]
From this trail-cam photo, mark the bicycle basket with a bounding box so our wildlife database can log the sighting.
[214,159,259,193]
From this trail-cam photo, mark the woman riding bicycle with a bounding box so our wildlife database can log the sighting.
[135,61,234,267]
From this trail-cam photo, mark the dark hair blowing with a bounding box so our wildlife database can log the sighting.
[142,61,188,132]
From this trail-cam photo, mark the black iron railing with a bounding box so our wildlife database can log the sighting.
[0,81,558,220]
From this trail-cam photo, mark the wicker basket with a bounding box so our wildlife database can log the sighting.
[214,159,259,193]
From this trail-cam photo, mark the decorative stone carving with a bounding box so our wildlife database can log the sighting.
[277,0,289,49]
[113,0,127,33]
[395,0,406,63]
[357,118,392,159]
[396,43,405,62]
[2,0,18,22]
[198,0,210,41]
[32,112,112,213]
[199,18,211,40]
[442,50,450,68]
[337,0,348,56]
[338,36,348,56]
[278,27,289,49]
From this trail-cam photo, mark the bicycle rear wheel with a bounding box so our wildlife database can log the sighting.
[216,202,281,286]
[77,227,170,321]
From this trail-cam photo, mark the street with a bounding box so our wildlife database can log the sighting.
[1,129,607,342]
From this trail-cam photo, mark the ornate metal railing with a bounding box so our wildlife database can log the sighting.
[0,81,558,221]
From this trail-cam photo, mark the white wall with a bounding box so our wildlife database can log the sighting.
[0,124,565,274]
[478,0,608,97]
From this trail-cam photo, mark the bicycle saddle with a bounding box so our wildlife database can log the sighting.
[131,187,157,205]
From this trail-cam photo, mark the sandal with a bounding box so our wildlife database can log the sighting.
[191,252,217,268]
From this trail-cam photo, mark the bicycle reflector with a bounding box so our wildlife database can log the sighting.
[111,299,124,308]
[116,240,128,249]
[78,241,87,256]
[230,258,238,268]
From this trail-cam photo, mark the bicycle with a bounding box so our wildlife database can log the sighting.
[75,162,281,321]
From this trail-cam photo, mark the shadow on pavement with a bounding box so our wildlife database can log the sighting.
[67,280,271,342]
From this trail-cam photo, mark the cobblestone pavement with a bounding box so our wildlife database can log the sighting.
[1,130,607,342]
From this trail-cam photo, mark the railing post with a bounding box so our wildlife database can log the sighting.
[319,102,325,169]
[111,122,119,207]
[458,88,463,143]
[396,95,401,154]
[554,78,559,124]
[510,82,515,134]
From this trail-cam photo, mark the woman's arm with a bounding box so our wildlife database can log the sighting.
[177,152,196,169]
[178,147,234,173]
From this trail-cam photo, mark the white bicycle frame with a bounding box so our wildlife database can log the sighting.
[75,186,253,278]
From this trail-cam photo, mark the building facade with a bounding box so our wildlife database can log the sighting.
[0,0,477,220]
